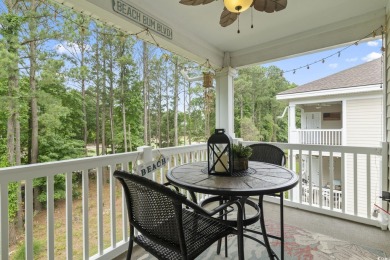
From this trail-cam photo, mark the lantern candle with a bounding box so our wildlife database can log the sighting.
[215,153,228,172]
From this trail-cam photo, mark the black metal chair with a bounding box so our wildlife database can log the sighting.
[248,143,286,260]
[114,170,244,260]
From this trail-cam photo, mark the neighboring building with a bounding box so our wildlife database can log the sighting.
[276,58,384,212]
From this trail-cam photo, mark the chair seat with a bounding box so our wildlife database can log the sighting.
[135,209,235,260]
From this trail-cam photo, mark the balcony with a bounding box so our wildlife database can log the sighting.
[0,142,388,259]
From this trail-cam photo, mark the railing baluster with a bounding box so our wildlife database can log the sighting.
[353,153,358,216]
[123,163,129,241]
[110,164,117,248]
[329,152,334,211]
[341,151,345,213]
[366,154,371,219]
[319,151,323,208]
[25,179,34,260]
[66,172,73,259]
[97,167,104,255]
[0,181,9,260]
[298,149,303,204]
[82,169,90,259]
[309,150,312,206]
[47,176,55,259]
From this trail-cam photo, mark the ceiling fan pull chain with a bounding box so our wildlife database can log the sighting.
[251,6,253,28]
[237,13,240,33]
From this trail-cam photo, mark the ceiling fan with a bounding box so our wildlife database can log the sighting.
[179,0,287,29]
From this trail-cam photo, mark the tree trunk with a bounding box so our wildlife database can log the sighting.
[95,31,101,156]
[165,70,170,146]
[101,56,107,155]
[173,58,179,146]
[128,124,132,151]
[143,41,149,145]
[29,42,38,163]
[109,44,115,154]
[119,39,127,152]
[158,80,162,147]
[183,82,187,145]
[188,82,192,145]
[81,45,88,155]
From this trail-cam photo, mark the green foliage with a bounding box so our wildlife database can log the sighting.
[7,182,19,221]
[232,144,252,158]
[13,240,44,260]
[240,117,261,141]
[35,173,82,204]
[234,66,294,142]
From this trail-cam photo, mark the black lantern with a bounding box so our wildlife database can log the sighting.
[207,129,233,175]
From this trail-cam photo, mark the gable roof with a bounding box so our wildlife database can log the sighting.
[277,58,382,96]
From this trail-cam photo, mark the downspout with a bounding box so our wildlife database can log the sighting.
[277,106,288,119]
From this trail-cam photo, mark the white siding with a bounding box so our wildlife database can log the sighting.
[345,97,382,215]
[346,98,382,147]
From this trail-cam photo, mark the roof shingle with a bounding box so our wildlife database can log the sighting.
[278,58,382,95]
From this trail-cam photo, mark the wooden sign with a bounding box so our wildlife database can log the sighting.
[112,0,173,40]
[136,155,168,177]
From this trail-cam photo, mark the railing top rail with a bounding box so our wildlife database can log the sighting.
[0,144,207,182]
[296,129,342,132]
[241,141,383,155]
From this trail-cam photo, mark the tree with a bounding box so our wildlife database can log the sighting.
[60,11,91,155]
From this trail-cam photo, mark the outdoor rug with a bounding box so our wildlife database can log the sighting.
[137,220,388,260]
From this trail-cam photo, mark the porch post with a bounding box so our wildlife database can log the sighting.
[215,67,237,137]
[288,105,297,143]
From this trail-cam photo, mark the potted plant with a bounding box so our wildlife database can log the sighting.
[232,144,252,171]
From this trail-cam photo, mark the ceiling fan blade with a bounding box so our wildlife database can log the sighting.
[274,0,287,11]
[253,0,267,12]
[219,8,238,27]
[179,0,215,5]
[253,0,287,13]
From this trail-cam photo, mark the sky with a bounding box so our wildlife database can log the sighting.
[264,38,383,86]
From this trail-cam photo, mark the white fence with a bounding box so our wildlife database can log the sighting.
[243,141,386,226]
[295,129,342,145]
[0,141,387,259]
[302,185,343,209]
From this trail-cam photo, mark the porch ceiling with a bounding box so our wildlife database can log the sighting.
[54,0,387,68]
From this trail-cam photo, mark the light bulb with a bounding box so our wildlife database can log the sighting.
[224,0,253,13]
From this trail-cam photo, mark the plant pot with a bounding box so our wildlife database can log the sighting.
[233,157,248,171]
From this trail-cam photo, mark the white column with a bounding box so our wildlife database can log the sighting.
[215,67,237,137]
[288,105,297,143]
[289,105,296,130]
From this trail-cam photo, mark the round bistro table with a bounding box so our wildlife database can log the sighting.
[166,161,298,260]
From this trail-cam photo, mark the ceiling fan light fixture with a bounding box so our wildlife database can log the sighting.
[224,0,253,13]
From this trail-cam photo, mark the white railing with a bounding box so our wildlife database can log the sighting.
[302,185,343,210]
[0,141,387,259]
[242,141,387,227]
[295,129,342,145]
[0,144,207,260]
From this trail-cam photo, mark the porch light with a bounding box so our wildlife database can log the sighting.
[207,129,233,175]
[224,0,253,13]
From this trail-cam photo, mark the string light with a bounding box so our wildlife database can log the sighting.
[281,25,384,76]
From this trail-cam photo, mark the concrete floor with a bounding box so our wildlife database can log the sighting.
[115,201,390,259]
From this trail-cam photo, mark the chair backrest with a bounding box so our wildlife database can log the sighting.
[248,143,286,166]
[114,170,187,252]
